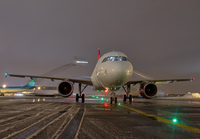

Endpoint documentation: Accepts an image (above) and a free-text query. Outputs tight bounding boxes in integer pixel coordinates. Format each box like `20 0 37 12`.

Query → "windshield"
102 56 128 63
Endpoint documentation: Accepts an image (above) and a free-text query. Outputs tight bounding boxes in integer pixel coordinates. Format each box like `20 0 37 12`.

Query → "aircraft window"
102 56 128 62
119 56 128 61
110 56 119 61
102 58 106 63
102 57 110 63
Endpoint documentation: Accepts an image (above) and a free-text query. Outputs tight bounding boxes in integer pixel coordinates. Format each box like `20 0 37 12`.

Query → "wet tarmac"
0 95 199 139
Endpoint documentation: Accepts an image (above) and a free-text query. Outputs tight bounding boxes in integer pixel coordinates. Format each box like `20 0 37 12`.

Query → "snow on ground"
182 92 200 98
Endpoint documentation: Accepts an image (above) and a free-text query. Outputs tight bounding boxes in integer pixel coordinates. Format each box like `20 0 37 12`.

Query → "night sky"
0 0 200 94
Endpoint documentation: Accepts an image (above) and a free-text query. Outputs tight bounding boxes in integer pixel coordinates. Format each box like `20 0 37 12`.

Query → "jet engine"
139 83 157 98
57 81 74 97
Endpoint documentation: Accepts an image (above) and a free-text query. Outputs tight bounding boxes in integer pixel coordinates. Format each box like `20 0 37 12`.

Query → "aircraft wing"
5 73 93 86
125 78 195 85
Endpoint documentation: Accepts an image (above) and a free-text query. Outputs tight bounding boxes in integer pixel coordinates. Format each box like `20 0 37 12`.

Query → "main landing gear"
110 91 117 104
122 84 133 103
76 83 87 103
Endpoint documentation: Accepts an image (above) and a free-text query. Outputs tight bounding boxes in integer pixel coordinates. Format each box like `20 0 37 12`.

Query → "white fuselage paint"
91 51 133 91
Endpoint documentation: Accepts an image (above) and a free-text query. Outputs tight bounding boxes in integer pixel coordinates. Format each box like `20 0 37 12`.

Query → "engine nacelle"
57 81 74 97
139 83 158 98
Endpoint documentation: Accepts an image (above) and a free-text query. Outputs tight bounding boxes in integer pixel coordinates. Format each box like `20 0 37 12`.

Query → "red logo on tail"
98 49 101 60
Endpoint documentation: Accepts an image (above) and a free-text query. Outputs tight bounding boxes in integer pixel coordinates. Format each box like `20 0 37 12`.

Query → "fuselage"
0 87 33 93
91 51 133 91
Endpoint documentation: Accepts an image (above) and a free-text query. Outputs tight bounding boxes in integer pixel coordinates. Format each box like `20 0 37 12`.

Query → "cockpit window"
119 56 127 61
110 56 118 61
102 56 128 63
102 57 109 63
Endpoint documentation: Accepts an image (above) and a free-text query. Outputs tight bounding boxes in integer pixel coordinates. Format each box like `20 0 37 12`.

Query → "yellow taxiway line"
121 105 200 134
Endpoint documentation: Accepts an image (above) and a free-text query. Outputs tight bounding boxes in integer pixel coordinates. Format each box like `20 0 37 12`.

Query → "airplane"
5 49 195 103
0 78 37 96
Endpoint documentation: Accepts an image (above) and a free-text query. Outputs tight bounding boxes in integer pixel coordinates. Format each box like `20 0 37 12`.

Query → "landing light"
104 88 109 93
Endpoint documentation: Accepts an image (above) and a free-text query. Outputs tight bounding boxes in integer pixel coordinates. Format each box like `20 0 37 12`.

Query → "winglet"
98 49 101 61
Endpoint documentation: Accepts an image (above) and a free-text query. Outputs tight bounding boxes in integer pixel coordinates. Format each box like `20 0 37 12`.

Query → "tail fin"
23 78 37 87
98 49 101 61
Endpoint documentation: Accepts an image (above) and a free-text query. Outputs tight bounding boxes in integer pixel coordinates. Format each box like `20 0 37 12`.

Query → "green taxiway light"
96 96 99 99
173 118 177 123
92 96 94 98
107 100 109 101
118 103 121 105
101 98 104 100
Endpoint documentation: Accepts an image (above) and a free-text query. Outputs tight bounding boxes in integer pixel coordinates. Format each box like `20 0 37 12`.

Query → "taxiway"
0 96 199 139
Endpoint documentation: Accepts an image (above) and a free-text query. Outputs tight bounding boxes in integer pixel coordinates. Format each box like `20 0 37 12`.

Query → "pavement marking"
4 106 70 139
74 107 86 139
121 105 200 134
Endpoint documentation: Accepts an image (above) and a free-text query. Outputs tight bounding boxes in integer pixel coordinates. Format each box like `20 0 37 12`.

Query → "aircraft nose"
99 62 133 87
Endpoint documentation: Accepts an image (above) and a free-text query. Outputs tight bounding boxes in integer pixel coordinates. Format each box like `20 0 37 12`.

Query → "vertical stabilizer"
98 49 101 61
23 78 37 87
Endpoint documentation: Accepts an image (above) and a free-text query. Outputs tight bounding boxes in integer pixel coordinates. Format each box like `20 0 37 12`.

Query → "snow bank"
183 92 200 98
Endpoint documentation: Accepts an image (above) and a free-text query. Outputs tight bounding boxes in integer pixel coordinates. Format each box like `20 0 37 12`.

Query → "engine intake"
139 83 157 98
57 81 74 97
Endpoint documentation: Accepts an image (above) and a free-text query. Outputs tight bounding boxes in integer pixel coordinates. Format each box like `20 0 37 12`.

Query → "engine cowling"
57 81 74 97
139 83 158 98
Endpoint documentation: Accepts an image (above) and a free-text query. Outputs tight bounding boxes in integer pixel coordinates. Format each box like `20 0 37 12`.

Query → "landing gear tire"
76 94 79 102
123 95 126 102
115 97 117 103
129 95 132 102
110 97 113 104
82 94 85 103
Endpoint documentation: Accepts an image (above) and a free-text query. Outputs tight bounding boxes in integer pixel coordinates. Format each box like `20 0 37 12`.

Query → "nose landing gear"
110 91 117 104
